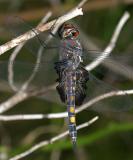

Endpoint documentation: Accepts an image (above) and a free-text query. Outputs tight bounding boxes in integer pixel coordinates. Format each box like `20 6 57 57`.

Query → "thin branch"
0 91 28 114
0 7 83 55
8 11 52 91
79 25 133 81
0 110 67 121
85 11 130 71
0 89 133 121
8 44 25 91
21 125 61 145
9 116 99 160
0 84 56 114
78 0 88 8
76 89 133 113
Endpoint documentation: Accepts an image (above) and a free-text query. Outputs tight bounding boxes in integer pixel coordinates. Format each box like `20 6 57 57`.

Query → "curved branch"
76 89 133 113
0 89 133 121
9 116 98 160
85 11 130 71
8 11 52 91
0 84 56 114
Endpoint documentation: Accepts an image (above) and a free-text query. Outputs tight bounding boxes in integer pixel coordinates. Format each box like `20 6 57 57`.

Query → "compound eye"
73 32 77 37
72 31 79 38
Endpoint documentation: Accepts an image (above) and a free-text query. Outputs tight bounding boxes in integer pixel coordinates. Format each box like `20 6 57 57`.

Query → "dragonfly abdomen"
65 71 77 146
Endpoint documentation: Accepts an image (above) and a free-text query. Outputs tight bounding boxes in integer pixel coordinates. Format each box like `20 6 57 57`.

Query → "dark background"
0 0 133 160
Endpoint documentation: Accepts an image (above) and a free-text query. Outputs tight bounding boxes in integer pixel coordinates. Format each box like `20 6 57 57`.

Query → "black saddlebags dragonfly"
1 18 133 147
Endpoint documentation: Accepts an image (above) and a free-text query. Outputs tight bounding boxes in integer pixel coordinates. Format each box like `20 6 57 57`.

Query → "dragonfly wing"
5 16 61 62
0 60 57 91
2 17 66 105
2 16 63 91
80 49 133 112
83 72 133 112
82 48 133 80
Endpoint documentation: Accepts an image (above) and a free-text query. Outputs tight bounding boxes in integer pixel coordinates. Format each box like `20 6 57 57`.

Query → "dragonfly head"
58 23 79 40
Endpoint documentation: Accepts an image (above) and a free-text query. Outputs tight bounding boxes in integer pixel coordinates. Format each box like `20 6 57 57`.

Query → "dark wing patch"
56 83 66 103
55 61 89 106
75 84 86 106
75 65 89 106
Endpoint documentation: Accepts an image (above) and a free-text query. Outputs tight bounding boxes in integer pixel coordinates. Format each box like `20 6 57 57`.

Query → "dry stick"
76 89 133 113
83 11 133 85
0 91 28 114
78 0 88 8
0 84 56 114
0 7 83 55
8 11 52 91
9 116 99 160
8 12 52 91
79 27 133 81
0 89 133 121
85 11 130 71
0 11 130 114
21 125 62 145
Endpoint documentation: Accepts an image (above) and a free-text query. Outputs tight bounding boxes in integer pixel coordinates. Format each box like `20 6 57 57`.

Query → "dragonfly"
1 18 133 148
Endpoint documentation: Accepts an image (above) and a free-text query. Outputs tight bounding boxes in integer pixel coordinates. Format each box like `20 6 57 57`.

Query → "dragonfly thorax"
59 39 83 69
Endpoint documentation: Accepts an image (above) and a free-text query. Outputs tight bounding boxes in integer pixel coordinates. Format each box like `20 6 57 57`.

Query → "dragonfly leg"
49 31 58 39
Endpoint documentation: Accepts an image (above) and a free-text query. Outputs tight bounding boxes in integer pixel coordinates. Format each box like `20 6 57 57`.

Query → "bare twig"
21 125 61 145
8 11 52 91
0 84 56 114
0 110 67 121
0 91 28 114
85 11 130 71
76 89 133 113
9 116 99 160
79 25 133 81
0 89 133 121
78 0 88 8
8 44 25 91
0 8 83 55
